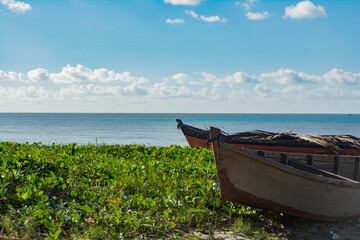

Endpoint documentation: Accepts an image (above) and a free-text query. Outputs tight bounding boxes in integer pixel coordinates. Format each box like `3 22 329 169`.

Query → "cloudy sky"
1 0 359 113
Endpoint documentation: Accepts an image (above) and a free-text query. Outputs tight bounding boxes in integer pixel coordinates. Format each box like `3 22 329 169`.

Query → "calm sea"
0 113 359 146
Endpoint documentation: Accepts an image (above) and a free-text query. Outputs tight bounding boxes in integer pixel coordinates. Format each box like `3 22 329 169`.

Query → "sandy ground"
1 218 360 239
284 218 360 240
184 218 360 240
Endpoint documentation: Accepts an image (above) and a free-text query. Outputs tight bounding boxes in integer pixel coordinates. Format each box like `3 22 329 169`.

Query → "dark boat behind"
176 119 360 156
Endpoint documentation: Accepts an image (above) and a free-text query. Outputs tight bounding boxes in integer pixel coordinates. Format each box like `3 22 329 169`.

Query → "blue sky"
1 0 359 113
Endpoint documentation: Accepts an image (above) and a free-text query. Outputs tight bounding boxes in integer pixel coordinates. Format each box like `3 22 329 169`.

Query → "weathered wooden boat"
176 119 360 156
210 127 360 221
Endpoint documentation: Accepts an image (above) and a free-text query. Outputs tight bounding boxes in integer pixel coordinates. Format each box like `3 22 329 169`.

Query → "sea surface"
1 113 359 146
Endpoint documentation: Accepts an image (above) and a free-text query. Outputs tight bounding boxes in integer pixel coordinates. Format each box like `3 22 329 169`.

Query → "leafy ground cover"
0 142 290 239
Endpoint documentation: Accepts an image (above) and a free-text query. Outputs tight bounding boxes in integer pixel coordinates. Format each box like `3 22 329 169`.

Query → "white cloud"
0 70 24 81
260 68 321 84
27 68 50 82
185 10 199 19
122 80 148 96
0 86 50 101
209 81 226 100
58 83 146 100
46 64 148 84
254 82 306 98
254 83 271 97
148 81 206 99
0 0 31 13
185 10 227 23
50 64 93 84
4 66 360 88
166 18 185 24
171 73 190 84
196 71 257 92
1 66 360 113
246 11 269 20
164 0 203 6
284 1 326 19
200 15 227 23
238 0 258 11
260 68 360 86
323 68 360 86
201 72 217 82
223 72 257 84
280 85 305 94
2 65 146 85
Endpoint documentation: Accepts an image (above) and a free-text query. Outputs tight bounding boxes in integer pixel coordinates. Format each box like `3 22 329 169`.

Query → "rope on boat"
205 135 221 148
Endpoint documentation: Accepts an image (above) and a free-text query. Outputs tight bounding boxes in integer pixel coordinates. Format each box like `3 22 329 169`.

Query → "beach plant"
0 142 282 239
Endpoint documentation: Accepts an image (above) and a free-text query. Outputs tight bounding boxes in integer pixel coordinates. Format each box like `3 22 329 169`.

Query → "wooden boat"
210 127 360 221
176 119 360 156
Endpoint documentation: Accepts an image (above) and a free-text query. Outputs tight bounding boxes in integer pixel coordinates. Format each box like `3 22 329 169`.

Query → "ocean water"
0 113 359 146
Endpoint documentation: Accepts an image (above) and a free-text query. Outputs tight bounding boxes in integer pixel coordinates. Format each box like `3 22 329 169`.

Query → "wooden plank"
280 153 288 165
307 155 313 166
355 158 360 181
287 160 351 181
245 148 358 161
244 148 358 180
334 156 340 174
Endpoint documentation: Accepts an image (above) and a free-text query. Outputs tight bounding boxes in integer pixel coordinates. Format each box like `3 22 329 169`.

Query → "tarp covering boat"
176 119 360 156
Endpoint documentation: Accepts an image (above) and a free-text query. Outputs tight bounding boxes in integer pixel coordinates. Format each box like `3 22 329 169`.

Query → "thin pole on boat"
208 127 222 239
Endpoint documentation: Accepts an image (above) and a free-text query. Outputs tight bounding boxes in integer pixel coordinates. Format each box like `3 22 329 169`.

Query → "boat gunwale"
177 119 360 152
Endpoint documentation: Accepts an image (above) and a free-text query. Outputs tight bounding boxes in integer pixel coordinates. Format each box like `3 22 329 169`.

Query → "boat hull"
211 127 360 221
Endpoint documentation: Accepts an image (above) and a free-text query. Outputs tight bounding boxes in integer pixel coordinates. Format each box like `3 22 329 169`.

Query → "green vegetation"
0 142 286 239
